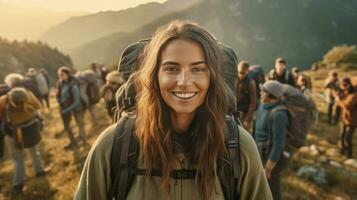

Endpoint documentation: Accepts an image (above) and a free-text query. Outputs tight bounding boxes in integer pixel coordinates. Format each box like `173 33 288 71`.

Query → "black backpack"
114 39 239 121
108 114 241 200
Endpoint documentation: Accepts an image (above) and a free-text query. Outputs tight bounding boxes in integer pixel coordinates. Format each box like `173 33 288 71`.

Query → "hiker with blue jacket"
254 80 289 200
74 21 272 200
56 66 86 150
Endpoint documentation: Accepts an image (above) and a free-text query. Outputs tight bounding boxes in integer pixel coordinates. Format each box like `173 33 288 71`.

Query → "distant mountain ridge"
41 0 202 51
0 37 72 82
69 0 357 70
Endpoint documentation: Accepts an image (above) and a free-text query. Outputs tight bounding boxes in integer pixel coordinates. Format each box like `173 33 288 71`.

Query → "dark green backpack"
108 115 241 200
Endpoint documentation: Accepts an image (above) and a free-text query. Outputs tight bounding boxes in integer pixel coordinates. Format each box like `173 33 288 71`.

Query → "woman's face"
58 71 69 82
158 39 210 116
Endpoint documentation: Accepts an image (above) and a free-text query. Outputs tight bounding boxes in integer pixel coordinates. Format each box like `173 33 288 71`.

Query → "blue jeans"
6 136 44 186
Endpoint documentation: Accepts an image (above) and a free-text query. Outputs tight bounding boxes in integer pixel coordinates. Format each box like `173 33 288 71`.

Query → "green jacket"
74 123 272 200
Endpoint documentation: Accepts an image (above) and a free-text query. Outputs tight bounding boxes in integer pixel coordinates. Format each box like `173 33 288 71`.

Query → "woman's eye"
164 66 179 73
192 67 207 72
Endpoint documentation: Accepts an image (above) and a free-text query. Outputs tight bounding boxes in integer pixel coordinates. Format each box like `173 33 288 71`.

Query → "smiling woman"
74 20 272 200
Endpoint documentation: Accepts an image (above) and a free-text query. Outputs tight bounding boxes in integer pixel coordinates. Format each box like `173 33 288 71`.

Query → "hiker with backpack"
0 73 45 195
325 71 341 125
254 80 289 200
236 61 257 130
334 77 357 158
101 71 124 119
75 69 102 126
75 21 272 200
56 66 86 149
254 80 315 200
39 68 51 109
267 57 296 87
27 68 50 110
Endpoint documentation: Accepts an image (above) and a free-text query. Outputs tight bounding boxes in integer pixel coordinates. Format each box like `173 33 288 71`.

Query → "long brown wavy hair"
135 20 229 199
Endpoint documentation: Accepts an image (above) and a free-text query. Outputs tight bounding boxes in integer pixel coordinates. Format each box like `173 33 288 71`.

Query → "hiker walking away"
236 61 257 130
334 77 357 158
254 80 289 200
268 57 296 87
39 68 51 109
0 74 45 195
75 70 101 126
90 63 104 85
56 66 86 149
324 71 341 125
23 69 42 101
26 68 50 110
100 71 124 119
74 21 272 200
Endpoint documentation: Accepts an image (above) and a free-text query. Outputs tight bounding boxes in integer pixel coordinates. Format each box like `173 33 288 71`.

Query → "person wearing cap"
334 77 357 158
254 80 289 200
267 57 296 87
100 71 124 119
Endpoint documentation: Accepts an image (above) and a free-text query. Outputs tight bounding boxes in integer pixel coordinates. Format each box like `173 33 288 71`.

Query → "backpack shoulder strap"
109 116 138 200
218 115 241 200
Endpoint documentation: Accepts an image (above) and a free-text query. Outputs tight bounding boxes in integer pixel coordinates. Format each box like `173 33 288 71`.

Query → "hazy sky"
0 0 167 12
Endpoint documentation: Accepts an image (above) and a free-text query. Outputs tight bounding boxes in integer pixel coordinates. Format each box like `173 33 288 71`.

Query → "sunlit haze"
0 0 167 12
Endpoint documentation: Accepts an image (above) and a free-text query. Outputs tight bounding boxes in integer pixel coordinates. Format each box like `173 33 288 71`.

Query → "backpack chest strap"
131 169 197 179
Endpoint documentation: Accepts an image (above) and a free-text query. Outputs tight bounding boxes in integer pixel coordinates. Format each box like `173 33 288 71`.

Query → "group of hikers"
0 20 356 200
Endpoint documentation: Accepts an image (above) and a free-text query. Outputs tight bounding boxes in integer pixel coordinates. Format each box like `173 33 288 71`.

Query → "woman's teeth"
172 92 197 99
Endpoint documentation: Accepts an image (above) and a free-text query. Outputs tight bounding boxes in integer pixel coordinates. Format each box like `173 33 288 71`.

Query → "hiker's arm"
28 91 42 110
237 127 273 200
101 86 113 102
62 85 81 114
268 111 288 164
74 125 116 200
0 96 6 120
244 80 257 124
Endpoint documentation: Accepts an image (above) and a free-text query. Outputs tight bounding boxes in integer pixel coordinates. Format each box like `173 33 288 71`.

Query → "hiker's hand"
243 121 251 130
264 167 272 179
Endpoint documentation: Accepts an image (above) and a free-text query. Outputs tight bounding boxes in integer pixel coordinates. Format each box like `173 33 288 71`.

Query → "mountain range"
42 0 357 70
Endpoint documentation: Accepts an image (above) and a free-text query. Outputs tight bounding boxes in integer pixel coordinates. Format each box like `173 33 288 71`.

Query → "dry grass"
281 68 357 200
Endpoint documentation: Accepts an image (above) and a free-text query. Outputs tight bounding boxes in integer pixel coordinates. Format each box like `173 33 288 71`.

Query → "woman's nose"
177 70 192 86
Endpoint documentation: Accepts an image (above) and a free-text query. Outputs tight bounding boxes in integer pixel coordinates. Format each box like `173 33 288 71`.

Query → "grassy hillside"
0 38 73 83
70 0 357 70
